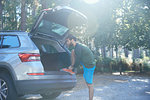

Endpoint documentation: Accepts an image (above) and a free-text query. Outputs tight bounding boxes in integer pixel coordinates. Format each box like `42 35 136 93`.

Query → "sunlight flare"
83 0 100 4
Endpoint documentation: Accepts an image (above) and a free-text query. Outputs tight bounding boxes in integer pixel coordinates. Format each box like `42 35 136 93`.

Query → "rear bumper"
16 77 76 95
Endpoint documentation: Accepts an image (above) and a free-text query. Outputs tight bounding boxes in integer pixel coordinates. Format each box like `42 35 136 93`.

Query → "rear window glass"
41 44 58 54
2 35 20 48
37 19 69 36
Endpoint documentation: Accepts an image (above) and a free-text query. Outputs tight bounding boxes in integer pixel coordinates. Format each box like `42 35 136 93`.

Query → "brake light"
19 53 40 62
27 73 44 75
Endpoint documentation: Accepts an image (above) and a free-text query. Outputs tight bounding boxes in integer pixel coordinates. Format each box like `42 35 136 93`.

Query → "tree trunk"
20 0 27 31
101 46 106 58
124 48 129 58
116 49 118 59
133 49 140 59
32 1 36 17
95 47 100 56
149 49 150 57
115 45 118 59
139 48 143 58
145 50 149 57
112 47 114 58
0 0 3 30
14 6 17 30
109 47 114 58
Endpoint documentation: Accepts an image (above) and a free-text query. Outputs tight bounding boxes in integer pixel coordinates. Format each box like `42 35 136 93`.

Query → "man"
66 34 96 100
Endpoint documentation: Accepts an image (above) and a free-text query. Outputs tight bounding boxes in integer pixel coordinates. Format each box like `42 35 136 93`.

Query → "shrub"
95 57 131 73
143 62 150 72
95 57 114 72
118 59 131 71
75 57 131 74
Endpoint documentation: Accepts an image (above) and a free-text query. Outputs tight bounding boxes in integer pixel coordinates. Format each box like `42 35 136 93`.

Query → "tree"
0 0 3 30
2 0 19 30
93 0 119 58
115 0 150 50
20 0 27 31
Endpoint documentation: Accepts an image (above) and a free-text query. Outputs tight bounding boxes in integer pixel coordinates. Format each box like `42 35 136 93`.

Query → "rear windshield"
37 19 69 36
41 44 58 54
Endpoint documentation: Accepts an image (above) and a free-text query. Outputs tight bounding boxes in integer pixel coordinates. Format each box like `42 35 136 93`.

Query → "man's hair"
67 34 76 41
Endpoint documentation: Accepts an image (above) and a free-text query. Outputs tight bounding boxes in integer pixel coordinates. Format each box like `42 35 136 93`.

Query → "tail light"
19 53 40 62
27 73 44 75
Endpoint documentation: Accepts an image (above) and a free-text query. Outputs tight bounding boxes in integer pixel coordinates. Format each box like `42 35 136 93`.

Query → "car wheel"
41 92 61 99
0 72 17 100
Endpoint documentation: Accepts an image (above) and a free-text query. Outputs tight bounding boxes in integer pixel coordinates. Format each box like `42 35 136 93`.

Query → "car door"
30 6 87 42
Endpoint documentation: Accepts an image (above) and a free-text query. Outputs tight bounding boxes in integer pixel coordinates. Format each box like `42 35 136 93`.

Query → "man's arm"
69 45 82 70
69 49 75 70
71 49 75 67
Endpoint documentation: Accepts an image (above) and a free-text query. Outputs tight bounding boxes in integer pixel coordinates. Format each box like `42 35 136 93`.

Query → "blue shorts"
82 64 96 84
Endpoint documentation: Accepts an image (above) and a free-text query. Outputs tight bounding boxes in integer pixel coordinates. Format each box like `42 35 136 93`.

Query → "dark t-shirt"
74 43 95 68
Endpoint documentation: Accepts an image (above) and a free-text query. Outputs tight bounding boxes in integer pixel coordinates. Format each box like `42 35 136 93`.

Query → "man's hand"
68 66 73 70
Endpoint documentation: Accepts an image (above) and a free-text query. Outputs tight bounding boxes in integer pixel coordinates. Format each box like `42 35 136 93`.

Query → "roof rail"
0 30 25 32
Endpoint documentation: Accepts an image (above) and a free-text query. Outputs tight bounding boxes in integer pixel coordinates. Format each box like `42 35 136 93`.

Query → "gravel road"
21 73 150 100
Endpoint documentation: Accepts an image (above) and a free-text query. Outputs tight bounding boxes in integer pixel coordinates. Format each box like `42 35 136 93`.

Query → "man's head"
66 34 77 47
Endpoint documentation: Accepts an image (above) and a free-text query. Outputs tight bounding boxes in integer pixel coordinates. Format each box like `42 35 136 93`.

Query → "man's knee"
87 83 93 87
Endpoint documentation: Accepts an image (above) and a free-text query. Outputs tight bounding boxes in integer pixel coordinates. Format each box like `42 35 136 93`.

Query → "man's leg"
82 65 95 100
87 83 94 100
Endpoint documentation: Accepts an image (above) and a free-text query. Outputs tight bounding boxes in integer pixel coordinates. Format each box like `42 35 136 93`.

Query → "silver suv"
0 6 87 100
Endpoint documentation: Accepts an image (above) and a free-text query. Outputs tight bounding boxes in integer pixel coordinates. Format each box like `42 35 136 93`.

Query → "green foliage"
1 0 150 72
119 59 131 71
2 0 19 30
140 57 150 72
143 62 150 72
1 0 150 48
92 0 150 53
75 56 150 74
95 57 131 73
114 0 150 50
1 0 73 31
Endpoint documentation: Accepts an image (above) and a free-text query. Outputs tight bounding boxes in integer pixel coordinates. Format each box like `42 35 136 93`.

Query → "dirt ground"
22 73 150 100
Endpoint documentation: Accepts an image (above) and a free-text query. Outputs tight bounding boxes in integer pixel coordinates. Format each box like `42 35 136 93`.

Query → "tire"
41 92 61 100
0 72 17 100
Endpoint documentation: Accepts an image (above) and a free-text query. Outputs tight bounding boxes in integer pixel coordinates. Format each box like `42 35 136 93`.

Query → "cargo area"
31 37 71 71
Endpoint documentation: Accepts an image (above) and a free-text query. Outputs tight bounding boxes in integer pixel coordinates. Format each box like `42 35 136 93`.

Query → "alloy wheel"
0 79 8 100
